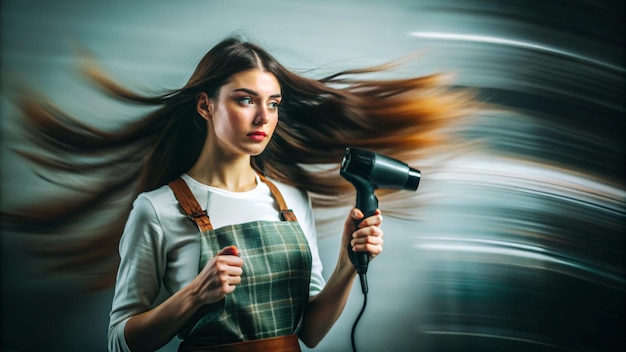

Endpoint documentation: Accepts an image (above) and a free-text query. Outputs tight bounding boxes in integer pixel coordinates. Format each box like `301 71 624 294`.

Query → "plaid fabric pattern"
179 220 312 346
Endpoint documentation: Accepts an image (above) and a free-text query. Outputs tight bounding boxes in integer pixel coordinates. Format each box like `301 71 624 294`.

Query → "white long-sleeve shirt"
108 174 325 352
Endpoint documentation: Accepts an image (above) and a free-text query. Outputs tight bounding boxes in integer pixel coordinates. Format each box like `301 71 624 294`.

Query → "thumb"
217 245 239 256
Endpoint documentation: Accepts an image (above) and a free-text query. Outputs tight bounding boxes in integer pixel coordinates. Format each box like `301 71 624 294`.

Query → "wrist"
180 281 207 312
334 249 357 279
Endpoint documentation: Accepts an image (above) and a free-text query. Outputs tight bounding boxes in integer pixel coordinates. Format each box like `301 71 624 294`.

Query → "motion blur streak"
401 8 625 346
418 238 622 289
422 331 566 350
409 32 624 72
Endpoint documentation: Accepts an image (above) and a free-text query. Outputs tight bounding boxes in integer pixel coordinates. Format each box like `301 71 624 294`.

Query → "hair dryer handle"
348 192 378 294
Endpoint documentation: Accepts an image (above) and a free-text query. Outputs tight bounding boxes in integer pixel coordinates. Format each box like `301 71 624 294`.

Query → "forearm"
299 254 357 348
124 285 204 352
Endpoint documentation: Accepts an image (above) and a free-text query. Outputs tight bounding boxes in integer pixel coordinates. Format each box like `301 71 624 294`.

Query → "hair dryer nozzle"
405 168 421 190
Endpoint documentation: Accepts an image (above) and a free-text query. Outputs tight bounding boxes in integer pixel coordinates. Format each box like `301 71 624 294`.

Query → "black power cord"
350 279 368 352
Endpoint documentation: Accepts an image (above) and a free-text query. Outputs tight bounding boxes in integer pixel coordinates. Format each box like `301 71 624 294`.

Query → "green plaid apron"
169 175 312 347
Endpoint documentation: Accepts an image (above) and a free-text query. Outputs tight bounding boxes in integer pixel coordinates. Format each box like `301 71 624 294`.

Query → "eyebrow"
233 88 282 99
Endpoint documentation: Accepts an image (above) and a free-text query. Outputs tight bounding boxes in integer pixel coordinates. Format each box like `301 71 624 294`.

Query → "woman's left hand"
342 208 384 261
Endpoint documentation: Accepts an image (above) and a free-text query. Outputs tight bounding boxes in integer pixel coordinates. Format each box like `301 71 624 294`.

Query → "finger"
351 231 384 247
218 271 242 288
358 215 383 228
223 273 242 286
225 266 243 277
217 245 239 256
220 282 237 295
352 226 384 240
351 243 383 257
344 208 363 229
215 256 244 269
357 209 382 227
351 238 384 256
351 208 364 220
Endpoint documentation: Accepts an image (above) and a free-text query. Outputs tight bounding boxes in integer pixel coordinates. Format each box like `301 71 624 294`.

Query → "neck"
187 150 258 192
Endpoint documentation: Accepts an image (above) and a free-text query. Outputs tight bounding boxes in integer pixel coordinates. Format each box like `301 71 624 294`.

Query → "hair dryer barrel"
341 147 421 194
370 153 421 191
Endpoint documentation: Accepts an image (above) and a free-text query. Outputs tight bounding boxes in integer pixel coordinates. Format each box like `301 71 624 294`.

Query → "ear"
196 92 213 120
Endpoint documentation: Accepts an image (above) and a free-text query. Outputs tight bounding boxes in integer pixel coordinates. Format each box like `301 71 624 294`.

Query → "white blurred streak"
422 330 566 350
409 31 624 72
416 237 624 290
430 153 624 213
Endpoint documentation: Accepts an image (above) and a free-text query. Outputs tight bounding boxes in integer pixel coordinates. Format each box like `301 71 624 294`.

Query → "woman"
8 37 475 351
109 40 384 352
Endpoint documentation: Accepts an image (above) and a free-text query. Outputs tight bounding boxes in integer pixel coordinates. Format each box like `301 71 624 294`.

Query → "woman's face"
207 69 281 158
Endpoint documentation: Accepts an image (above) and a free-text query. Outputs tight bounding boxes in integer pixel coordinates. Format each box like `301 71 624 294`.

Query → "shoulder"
268 177 314 226
131 183 181 222
269 178 310 207
139 182 178 202
124 181 197 245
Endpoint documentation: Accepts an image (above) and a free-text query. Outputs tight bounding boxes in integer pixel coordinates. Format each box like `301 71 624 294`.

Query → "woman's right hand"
122 245 243 352
191 245 244 304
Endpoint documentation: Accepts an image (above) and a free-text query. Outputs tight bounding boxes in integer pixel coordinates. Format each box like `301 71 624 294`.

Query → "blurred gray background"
1 0 624 351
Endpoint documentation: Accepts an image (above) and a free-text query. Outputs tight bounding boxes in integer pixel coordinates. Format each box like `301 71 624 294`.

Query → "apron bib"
168 175 312 347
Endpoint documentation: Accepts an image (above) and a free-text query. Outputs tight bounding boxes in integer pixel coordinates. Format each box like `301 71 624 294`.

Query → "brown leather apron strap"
168 174 297 232
258 174 298 222
168 178 213 232
179 334 301 352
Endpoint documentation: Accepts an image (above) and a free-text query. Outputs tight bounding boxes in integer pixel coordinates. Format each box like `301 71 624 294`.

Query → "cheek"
213 122 233 138
268 114 279 133
212 106 239 135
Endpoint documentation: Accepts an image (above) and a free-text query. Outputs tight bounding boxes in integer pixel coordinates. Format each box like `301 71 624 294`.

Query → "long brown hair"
5 37 477 290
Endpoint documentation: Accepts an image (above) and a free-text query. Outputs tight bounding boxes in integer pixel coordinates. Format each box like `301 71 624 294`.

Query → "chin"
247 146 268 157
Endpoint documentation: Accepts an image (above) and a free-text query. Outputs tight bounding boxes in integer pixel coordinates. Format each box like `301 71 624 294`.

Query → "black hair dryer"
340 147 421 294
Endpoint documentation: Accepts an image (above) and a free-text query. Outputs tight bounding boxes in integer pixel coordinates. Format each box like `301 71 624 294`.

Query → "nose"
254 105 270 125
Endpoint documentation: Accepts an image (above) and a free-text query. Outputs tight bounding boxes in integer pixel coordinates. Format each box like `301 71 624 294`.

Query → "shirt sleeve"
300 191 326 297
108 195 167 352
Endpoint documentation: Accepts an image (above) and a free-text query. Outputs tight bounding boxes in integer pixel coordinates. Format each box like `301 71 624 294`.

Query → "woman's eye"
268 101 280 109
238 97 253 105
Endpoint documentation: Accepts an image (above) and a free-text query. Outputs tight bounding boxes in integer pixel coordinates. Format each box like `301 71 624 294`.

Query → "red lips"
247 131 267 141
247 131 267 137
